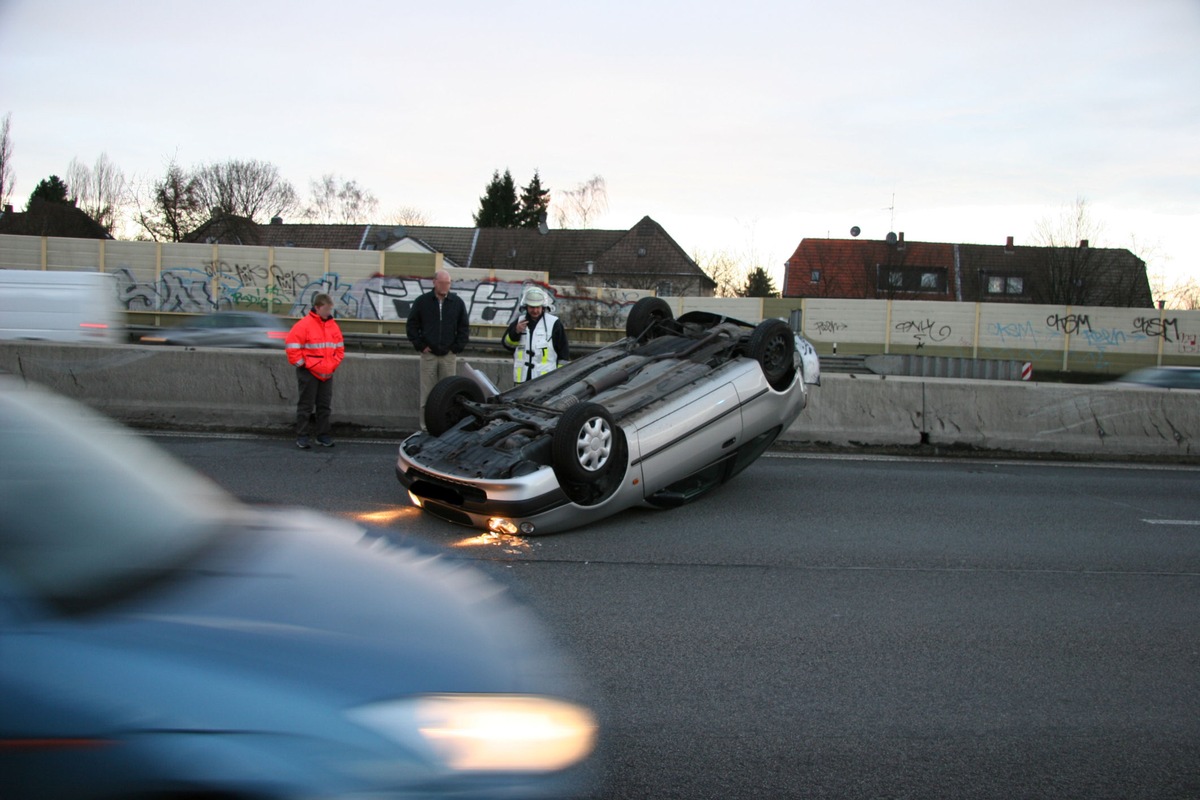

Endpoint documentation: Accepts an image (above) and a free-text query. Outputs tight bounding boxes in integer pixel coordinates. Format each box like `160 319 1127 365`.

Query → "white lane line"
767 451 1200 472
1143 519 1200 526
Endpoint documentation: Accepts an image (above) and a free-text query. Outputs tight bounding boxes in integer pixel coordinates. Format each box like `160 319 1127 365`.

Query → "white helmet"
523 287 548 308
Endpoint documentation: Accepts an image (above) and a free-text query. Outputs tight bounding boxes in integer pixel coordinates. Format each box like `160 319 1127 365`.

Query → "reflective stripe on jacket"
285 310 345 382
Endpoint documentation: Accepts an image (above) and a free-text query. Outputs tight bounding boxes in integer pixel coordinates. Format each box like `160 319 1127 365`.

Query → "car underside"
397 299 818 534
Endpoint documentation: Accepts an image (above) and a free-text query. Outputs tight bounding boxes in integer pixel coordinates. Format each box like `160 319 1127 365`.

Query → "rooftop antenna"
883 193 895 231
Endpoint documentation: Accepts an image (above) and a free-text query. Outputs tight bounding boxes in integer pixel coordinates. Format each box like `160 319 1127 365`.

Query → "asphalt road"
156 433 1200 800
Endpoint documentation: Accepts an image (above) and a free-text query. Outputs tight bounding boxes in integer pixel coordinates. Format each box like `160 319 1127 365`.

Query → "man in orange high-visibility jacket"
285 293 345 449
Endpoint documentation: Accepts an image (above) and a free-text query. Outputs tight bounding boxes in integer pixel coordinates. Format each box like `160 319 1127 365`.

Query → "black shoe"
296 437 311 449
317 435 334 447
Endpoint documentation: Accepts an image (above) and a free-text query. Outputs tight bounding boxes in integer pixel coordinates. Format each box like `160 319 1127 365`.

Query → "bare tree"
695 223 781 298
1033 196 1106 250
133 158 206 242
0 112 13 209
387 205 430 226
694 249 745 298
554 175 608 228
1027 196 1135 305
1156 275 1200 310
301 174 379 224
194 159 298 222
66 153 127 235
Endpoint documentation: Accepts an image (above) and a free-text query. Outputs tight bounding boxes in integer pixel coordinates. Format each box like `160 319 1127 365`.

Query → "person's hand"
515 319 528 334
423 346 431 354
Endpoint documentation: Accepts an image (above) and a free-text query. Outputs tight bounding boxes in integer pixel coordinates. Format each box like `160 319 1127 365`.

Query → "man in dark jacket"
406 269 470 429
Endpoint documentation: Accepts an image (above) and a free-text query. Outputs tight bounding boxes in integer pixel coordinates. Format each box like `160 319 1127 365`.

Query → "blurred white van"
0 269 123 343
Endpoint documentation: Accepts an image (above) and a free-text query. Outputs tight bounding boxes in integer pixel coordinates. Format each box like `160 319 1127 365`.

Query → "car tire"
552 402 619 489
625 297 674 340
748 318 796 390
424 376 484 436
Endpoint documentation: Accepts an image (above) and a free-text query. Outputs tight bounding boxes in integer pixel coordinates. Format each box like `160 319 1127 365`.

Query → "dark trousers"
295 367 333 437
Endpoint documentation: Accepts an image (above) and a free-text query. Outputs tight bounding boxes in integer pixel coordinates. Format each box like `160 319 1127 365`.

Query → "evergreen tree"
27 174 71 208
517 170 551 229
741 266 779 298
473 169 519 227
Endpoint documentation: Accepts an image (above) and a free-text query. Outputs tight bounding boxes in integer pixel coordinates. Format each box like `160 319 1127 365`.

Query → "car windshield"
0 381 237 612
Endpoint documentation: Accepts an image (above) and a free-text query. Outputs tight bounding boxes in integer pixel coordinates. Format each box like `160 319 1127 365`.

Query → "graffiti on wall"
811 321 849 335
893 318 952 348
110 260 643 329
976 311 1195 369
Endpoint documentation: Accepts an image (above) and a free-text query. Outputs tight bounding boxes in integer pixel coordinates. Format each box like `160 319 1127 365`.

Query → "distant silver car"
1109 366 1200 390
140 311 289 348
396 297 820 535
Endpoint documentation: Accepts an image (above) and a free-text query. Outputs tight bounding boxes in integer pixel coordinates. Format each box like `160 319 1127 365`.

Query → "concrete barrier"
780 374 1198 458
1 343 1195 461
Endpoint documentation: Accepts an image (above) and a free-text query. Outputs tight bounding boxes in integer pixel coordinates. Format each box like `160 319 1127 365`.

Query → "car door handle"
722 438 736 449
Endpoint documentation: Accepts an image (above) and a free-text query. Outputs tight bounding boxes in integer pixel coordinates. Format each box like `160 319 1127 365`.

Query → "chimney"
1079 239 1089 249
897 231 905 250
270 216 283 225
1 204 11 215
1005 236 1014 253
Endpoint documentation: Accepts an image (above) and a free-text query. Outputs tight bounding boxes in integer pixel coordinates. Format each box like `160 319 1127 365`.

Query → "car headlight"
347 694 596 773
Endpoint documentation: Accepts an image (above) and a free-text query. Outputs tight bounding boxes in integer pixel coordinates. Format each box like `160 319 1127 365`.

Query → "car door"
632 380 743 497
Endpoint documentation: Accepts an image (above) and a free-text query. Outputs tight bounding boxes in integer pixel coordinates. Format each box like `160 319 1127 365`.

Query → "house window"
878 266 948 294
657 281 674 297
985 274 1025 295
810 269 821 283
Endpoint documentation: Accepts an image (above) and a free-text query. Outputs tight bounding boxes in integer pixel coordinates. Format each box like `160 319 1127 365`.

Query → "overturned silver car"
396 297 820 535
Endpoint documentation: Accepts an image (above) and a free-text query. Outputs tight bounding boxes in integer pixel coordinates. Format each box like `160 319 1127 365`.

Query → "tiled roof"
185 214 712 289
784 236 1152 307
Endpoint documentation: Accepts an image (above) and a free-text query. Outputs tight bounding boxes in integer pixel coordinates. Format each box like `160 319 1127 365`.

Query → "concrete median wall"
781 374 1197 458
0 343 1195 460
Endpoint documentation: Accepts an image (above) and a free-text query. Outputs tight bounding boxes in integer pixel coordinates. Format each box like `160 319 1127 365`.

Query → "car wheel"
625 297 674 340
748 318 796 390
424 376 484 436
552 402 626 508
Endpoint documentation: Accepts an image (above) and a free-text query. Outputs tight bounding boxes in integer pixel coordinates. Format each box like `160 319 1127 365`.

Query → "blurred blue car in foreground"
0 377 597 799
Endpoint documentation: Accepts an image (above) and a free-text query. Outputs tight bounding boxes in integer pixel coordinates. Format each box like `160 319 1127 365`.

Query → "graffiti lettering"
1047 313 1091 335
1080 328 1126 348
894 318 951 345
1132 316 1179 343
813 321 848 334
987 321 1037 344
229 285 289 310
269 265 312 294
205 260 269 288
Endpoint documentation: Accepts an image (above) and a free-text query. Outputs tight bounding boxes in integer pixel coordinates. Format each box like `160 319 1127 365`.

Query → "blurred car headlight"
348 694 596 773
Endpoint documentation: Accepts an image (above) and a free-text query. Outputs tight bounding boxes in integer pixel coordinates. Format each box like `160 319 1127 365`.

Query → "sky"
1 0 1197 291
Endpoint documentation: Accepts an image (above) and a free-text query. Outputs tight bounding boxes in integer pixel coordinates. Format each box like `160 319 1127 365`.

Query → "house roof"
784 235 1152 307
185 214 713 289
0 199 111 240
